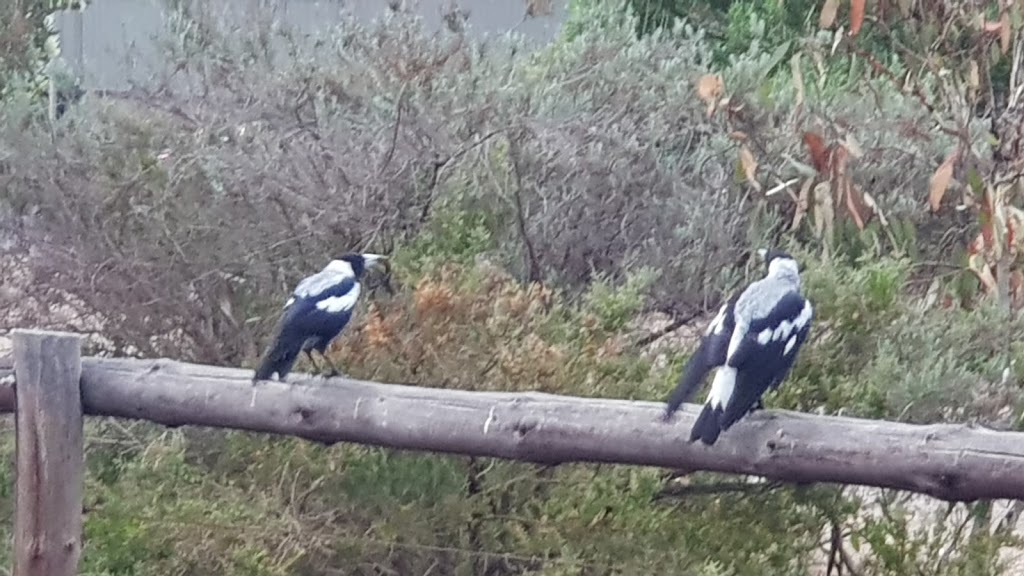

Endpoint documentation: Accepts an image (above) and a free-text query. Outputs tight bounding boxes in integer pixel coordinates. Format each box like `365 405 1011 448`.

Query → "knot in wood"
292 406 315 424
513 416 538 440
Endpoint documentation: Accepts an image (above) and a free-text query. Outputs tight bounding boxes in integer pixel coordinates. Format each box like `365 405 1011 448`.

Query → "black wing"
663 293 740 420
277 276 358 342
718 291 812 431
253 277 358 381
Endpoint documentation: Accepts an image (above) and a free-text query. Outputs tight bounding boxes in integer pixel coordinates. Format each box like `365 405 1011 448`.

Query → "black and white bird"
662 249 813 445
253 253 387 383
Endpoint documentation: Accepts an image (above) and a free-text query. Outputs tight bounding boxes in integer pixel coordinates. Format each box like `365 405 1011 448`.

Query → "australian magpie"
252 253 387 383
662 249 813 445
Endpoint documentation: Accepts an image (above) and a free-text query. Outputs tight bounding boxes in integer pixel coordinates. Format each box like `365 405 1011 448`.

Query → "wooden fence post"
12 330 84 576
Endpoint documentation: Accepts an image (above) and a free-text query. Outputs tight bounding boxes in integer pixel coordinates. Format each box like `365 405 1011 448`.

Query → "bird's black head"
337 253 388 279
757 248 800 278
759 248 792 265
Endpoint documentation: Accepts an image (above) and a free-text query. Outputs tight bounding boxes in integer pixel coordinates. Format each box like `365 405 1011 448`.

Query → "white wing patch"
707 366 737 409
797 300 813 328
315 283 361 313
284 297 295 309
755 298 813 346
783 334 798 355
706 303 730 335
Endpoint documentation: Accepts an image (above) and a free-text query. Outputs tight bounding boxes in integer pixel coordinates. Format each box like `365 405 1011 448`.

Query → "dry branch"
0 355 1023 502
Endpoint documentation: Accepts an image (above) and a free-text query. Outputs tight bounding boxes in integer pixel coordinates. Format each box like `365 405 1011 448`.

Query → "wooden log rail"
3 329 1024 574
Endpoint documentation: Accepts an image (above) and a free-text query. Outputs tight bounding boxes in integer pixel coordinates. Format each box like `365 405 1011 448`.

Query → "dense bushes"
1 1 1023 574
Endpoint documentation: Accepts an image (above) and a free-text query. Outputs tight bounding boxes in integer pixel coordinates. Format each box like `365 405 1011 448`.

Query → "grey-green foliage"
773 250 1024 427
0 1 1022 575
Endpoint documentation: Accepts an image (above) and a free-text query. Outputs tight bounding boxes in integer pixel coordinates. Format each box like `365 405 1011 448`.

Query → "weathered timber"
12 330 84 576
0 355 1022 502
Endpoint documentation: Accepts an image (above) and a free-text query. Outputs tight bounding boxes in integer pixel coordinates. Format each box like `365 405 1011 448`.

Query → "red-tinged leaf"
1011 270 1024 310
850 0 865 37
803 131 831 173
827 145 872 231
968 232 986 256
980 186 996 249
929 151 956 212
819 0 840 28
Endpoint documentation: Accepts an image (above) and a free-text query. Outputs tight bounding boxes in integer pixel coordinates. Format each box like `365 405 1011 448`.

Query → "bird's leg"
317 350 342 378
303 349 323 374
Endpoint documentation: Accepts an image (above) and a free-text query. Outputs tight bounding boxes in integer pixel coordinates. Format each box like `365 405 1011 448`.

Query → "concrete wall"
53 0 569 91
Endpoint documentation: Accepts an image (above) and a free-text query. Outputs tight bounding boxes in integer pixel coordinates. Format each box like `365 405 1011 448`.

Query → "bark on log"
12 330 84 576
0 356 1022 502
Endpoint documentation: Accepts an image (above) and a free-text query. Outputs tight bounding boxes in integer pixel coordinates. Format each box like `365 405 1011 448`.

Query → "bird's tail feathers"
253 338 301 382
689 403 723 445
663 341 711 420
688 367 736 445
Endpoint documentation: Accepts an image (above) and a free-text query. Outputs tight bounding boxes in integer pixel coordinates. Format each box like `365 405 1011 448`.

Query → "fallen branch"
1 353 1024 502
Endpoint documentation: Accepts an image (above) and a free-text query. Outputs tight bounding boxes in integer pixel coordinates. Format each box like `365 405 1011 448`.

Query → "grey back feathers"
733 255 802 327
294 259 357 299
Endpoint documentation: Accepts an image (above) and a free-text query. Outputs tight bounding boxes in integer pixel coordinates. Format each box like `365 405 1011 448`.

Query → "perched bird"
662 249 813 445
253 253 387 383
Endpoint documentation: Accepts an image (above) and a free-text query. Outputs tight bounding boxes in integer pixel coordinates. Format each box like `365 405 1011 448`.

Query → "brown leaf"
803 131 832 173
1008 206 1024 253
1000 12 1012 54
1010 270 1024 310
968 60 980 91
844 182 874 230
812 181 835 244
791 178 815 231
819 0 840 28
850 0 865 37
984 20 1004 33
739 145 761 191
929 151 956 212
696 74 724 116
827 146 872 231
968 253 999 294
980 184 996 251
